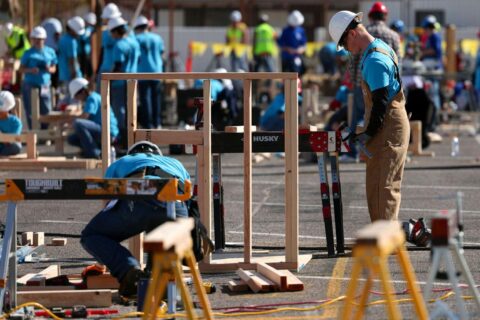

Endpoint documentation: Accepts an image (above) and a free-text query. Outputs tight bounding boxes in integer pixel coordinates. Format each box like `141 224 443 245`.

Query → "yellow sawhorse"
340 220 429 320
142 218 213 320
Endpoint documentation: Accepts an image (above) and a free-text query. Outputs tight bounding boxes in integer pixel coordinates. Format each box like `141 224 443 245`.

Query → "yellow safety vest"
6 26 31 59
226 23 247 44
254 23 275 55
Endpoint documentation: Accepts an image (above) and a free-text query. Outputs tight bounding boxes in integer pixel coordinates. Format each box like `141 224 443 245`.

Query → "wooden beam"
144 218 194 252
285 79 299 264
86 274 119 289
257 262 287 291
27 0 34 34
101 79 111 175
236 269 274 293
134 129 203 145
280 270 304 291
224 126 257 133
17 289 112 308
243 79 252 264
227 279 248 292
101 72 298 81
202 81 212 263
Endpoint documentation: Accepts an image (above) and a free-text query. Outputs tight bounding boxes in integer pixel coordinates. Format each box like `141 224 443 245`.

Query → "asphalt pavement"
1 125 480 319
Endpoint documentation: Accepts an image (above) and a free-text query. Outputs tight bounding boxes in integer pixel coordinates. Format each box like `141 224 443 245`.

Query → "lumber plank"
279 270 304 291
20 265 61 286
227 279 248 292
86 274 119 289
257 262 287 291
101 72 298 81
17 289 112 307
243 79 252 264
18 285 76 292
49 238 67 246
236 268 274 293
143 218 194 252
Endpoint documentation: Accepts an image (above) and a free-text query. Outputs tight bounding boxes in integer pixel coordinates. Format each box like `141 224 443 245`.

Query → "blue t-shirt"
99 29 117 73
260 93 302 131
277 26 307 60
79 25 95 56
105 153 190 183
58 33 81 82
0 114 22 134
422 32 443 69
361 39 401 102
82 91 119 138
135 32 164 73
112 36 140 73
21 46 57 86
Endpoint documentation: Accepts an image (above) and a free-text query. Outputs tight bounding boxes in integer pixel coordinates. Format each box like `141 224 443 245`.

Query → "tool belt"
128 167 185 194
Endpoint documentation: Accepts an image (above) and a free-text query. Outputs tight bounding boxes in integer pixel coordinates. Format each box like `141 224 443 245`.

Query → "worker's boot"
119 267 145 298
402 218 431 247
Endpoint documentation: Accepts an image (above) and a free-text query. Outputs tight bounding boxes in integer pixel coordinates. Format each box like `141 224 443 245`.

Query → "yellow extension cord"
1 291 473 319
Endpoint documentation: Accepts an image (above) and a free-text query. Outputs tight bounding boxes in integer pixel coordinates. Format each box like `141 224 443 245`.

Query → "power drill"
202 281 216 294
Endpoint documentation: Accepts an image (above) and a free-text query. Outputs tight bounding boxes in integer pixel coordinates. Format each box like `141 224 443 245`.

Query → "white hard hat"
69 77 89 98
108 17 127 31
230 10 242 22
0 91 15 112
42 18 63 34
4 22 13 36
30 26 47 39
84 12 97 26
287 10 304 27
101 3 122 19
67 16 85 36
328 10 363 51
127 140 162 155
133 15 149 29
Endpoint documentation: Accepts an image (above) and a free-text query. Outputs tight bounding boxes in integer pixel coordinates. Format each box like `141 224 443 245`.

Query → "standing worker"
3 22 30 59
329 11 410 221
58 16 85 102
96 3 122 91
366 2 400 57
80 141 190 298
78 12 97 81
133 15 164 129
67 77 119 159
225 10 249 72
41 18 63 89
19 26 57 129
277 10 307 75
253 14 277 73
109 17 140 149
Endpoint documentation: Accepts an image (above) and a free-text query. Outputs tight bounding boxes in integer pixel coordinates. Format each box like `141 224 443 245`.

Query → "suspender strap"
362 46 402 88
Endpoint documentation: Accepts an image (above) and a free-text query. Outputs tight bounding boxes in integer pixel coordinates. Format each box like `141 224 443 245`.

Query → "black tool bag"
186 197 214 262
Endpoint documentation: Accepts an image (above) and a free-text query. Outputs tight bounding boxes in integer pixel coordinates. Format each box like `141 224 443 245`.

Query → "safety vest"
254 22 275 55
226 23 247 44
6 26 31 59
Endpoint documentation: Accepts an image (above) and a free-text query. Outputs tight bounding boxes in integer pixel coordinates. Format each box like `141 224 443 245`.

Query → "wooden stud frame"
101 72 305 272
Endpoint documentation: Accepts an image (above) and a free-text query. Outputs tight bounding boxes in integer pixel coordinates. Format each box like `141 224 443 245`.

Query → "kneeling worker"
80 141 190 298
328 11 409 221
0 91 22 156
67 77 119 158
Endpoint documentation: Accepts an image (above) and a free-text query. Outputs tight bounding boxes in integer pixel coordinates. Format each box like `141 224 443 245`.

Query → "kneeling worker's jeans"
81 199 188 281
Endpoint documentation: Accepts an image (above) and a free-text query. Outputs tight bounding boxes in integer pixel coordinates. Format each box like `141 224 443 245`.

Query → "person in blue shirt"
0 91 22 156
78 12 97 80
41 18 62 88
67 77 119 159
58 16 85 103
260 85 302 132
108 17 140 149
277 10 307 75
80 140 190 298
329 11 409 222
19 26 57 129
133 16 164 129
319 42 338 75
96 3 122 92
420 15 443 130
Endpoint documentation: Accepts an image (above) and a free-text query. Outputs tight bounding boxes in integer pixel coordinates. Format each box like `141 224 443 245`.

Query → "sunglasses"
338 30 350 48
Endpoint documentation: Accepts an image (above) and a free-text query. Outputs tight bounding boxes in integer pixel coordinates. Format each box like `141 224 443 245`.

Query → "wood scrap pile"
228 263 303 293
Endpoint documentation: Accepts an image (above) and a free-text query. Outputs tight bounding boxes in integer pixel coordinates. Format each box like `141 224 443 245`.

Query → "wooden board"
102 72 298 81
86 274 119 289
279 270 304 291
17 289 112 307
0 158 101 170
224 126 257 133
227 279 248 292
19 265 61 286
257 262 287 291
236 269 275 293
